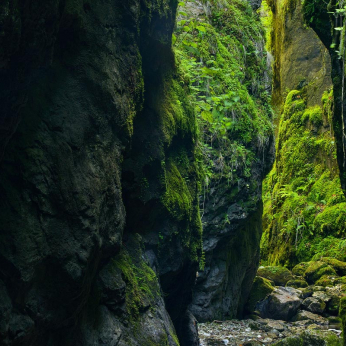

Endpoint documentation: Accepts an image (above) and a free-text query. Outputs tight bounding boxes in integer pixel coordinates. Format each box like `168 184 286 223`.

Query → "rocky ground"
198 317 341 346
198 259 346 346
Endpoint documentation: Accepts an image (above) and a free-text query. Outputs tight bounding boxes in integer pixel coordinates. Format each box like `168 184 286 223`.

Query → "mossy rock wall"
261 87 346 266
0 1 201 345
261 0 346 267
268 0 332 111
172 0 274 321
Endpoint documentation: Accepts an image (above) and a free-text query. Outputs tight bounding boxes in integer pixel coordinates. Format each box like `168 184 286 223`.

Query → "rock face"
0 1 202 345
261 0 346 267
184 0 275 322
268 0 332 110
301 0 346 194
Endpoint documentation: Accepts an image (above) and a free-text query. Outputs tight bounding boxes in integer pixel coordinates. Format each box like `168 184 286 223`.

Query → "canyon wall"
0 1 201 345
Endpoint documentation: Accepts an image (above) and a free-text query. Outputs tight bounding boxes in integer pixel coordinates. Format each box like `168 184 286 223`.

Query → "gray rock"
292 310 328 325
312 291 332 303
256 287 302 321
302 297 326 314
266 320 286 332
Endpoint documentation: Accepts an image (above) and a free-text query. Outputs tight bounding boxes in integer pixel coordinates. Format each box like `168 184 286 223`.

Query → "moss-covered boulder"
271 330 340 346
304 261 337 284
245 276 274 313
315 275 337 287
292 262 311 276
335 276 346 285
257 266 293 286
327 295 341 316
321 257 346 276
286 279 309 288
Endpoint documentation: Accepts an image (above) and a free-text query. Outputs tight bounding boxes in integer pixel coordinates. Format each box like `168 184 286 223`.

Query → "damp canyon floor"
198 317 342 346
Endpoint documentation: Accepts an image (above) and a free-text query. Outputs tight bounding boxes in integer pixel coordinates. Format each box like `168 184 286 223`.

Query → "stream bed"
198 317 342 346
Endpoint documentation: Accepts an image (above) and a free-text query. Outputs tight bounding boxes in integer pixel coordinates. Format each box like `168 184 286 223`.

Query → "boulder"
257 266 293 286
245 276 274 313
286 279 309 288
292 262 311 276
266 320 286 332
315 275 337 287
302 297 326 314
300 287 314 299
320 257 346 276
292 310 328 325
304 262 337 284
271 330 339 346
256 287 302 321
334 276 346 285
312 291 332 303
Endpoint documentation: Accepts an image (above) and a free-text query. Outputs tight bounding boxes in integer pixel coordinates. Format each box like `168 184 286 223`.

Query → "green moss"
163 161 192 222
245 276 274 313
272 331 340 346
303 106 323 127
304 261 337 284
315 275 336 287
292 262 311 276
257 266 293 285
159 78 197 145
339 297 346 346
261 89 346 266
286 279 309 288
308 237 346 262
112 243 160 319
260 0 274 51
321 257 346 276
314 203 346 234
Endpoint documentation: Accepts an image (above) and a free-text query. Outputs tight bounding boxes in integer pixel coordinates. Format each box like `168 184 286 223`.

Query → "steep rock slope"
301 0 346 194
173 0 274 321
267 0 332 111
0 1 201 345
261 0 346 266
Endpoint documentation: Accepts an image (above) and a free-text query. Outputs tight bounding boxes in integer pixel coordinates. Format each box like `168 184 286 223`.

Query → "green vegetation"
261 88 346 266
174 0 273 201
112 243 160 319
340 297 346 346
